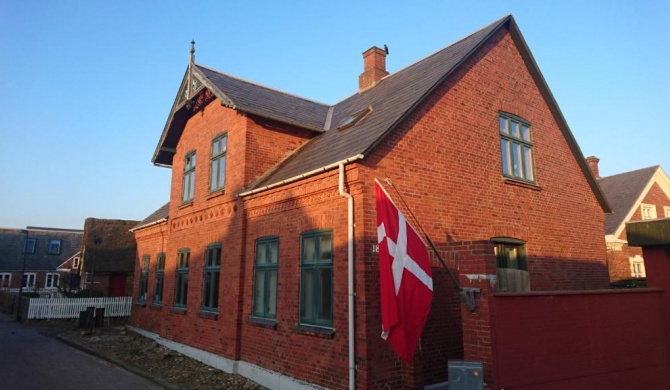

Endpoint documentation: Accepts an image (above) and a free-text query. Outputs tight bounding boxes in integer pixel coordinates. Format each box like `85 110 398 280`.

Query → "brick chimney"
359 46 389 91
586 156 600 179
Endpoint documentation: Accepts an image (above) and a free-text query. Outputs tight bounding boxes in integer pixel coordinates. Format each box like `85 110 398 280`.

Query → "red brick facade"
132 25 609 389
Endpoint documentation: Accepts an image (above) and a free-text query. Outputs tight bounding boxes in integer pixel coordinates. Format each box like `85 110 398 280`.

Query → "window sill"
171 308 187 315
247 317 277 329
134 302 147 307
206 189 226 200
503 178 542 191
198 310 218 320
150 304 162 310
294 324 335 339
179 201 194 210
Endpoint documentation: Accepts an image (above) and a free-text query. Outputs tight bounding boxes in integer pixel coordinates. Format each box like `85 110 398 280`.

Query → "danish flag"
376 180 433 363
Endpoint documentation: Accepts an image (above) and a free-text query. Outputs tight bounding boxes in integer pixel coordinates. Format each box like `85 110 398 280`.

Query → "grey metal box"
448 360 483 390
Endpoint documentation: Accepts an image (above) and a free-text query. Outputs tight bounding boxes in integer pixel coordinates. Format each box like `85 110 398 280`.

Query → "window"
499 114 535 183
210 134 227 192
174 249 190 308
153 253 165 305
252 237 278 319
138 255 149 303
48 239 62 255
24 238 36 254
22 273 36 289
300 230 333 327
73 257 80 269
494 238 530 292
641 204 657 220
45 273 60 289
0 273 11 288
182 151 196 202
630 255 646 278
664 206 670 218
202 244 221 312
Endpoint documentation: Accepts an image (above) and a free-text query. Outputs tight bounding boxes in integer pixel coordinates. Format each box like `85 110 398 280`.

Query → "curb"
56 333 182 390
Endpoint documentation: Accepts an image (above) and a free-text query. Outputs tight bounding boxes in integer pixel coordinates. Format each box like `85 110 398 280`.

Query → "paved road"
0 312 164 389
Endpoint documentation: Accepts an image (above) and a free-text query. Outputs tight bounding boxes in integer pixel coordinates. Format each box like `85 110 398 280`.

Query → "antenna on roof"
384 44 389 55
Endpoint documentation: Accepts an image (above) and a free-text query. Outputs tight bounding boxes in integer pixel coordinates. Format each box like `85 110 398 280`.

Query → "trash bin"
94 307 105 328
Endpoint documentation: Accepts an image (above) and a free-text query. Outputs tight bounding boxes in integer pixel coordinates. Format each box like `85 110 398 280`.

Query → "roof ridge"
195 64 332 107
600 165 659 180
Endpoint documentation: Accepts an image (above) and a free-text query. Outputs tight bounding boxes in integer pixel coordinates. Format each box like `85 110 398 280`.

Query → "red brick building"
588 158 670 285
131 15 611 389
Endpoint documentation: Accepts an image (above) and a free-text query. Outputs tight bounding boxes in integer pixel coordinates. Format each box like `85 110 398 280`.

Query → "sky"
1 1 668 230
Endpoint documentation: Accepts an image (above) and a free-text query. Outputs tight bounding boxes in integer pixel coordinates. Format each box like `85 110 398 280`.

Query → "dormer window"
48 239 62 255
337 107 372 131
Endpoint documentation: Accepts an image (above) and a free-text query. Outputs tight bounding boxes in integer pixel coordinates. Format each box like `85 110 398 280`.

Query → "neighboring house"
80 218 139 297
587 157 670 285
56 250 83 292
0 226 83 292
131 15 611 389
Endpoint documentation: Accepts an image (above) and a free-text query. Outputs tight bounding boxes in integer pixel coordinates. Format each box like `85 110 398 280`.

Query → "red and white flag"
376 180 433 363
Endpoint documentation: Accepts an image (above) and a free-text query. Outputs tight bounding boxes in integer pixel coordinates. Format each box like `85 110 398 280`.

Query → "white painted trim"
129 327 326 390
45 273 60 289
0 273 11 288
22 273 36 288
665 206 670 218
613 167 670 238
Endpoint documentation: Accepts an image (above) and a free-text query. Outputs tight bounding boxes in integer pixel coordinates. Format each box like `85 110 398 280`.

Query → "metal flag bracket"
459 288 480 313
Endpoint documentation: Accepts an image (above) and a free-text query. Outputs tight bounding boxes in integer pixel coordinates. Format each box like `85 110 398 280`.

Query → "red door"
108 273 127 297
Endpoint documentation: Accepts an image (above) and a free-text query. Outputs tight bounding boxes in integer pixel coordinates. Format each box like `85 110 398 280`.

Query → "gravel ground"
26 319 267 390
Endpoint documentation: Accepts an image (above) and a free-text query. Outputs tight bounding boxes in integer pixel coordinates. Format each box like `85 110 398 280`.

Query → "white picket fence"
27 296 132 320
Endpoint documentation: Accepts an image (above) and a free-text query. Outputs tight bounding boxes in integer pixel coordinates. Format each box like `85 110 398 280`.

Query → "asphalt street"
0 312 163 390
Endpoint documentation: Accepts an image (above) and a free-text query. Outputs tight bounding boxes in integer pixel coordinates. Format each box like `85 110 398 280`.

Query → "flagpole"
383 178 461 288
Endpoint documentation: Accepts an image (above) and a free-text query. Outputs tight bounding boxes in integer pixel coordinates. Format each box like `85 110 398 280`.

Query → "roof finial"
190 40 196 65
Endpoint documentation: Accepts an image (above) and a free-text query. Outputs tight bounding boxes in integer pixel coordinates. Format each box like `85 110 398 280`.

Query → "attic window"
337 107 372 131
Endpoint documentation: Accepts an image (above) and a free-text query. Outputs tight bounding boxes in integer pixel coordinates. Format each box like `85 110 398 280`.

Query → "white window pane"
501 139 511 175
211 160 218 190
521 125 531 142
523 146 534 181
303 237 316 263
268 242 278 264
512 143 522 177
257 243 267 265
268 270 277 316
510 121 520 138
320 235 332 262
499 117 508 134
302 269 314 320
218 158 226 188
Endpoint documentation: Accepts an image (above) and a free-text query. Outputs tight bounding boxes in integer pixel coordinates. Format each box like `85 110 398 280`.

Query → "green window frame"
174 249 190 309
202 244 221 312
252 236 278 319
299 230 333 327
138 255 150 303
153 252 165 305
182 151 196 202
499 113 535 183
210 133 227 192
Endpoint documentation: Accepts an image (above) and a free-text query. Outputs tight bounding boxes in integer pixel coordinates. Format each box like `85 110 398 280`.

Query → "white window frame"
664 206 670 218
73 257 80 269
641 203 657 220
22 273 36 288
629 255 646 278
45 273 60 289
0 273 11 288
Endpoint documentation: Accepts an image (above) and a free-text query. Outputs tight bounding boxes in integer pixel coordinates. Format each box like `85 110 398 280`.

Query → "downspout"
338 163 356 390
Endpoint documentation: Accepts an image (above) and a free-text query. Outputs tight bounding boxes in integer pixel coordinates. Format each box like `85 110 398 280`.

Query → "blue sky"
1 1 668 230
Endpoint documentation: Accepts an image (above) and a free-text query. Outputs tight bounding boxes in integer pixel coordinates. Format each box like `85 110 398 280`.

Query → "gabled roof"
131 202 169 232
599 166 669 237
151 15 610 212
